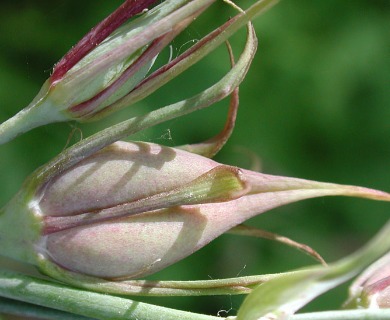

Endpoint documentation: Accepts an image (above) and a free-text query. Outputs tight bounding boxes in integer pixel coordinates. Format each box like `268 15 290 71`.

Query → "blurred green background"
0 0 389 318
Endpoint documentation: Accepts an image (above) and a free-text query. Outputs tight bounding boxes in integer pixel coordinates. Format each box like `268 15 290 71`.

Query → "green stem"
0 81 65 145
0 297 92 320
3 293 390 320
0 269 219 320
0 103 43 145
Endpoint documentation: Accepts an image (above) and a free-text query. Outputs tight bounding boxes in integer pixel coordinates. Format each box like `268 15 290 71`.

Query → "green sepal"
38 255 294 296
0 188 43 265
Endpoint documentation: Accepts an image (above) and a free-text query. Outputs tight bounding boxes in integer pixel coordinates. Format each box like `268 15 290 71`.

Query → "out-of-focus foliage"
0 0 389 317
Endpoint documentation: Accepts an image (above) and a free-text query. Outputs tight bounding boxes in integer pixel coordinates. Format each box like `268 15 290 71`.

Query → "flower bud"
1 141 388 280
345 251 390 308
0 0 217 144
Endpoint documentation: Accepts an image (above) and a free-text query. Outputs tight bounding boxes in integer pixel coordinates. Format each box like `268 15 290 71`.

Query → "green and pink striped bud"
0 0 218 144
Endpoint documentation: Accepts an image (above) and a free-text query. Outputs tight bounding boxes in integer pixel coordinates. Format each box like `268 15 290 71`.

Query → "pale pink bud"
346 252 390 308
27 141 389 279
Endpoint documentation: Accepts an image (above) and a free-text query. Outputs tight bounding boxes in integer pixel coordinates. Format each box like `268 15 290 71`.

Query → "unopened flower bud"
345 251 390 308
0 0 217 144
1 141 388 280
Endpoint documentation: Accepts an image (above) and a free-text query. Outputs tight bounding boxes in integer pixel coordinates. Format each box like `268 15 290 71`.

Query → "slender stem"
0 81 65 145
0 103 47 145
3 289 390 320
0 269 219 320
0 297 92 320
